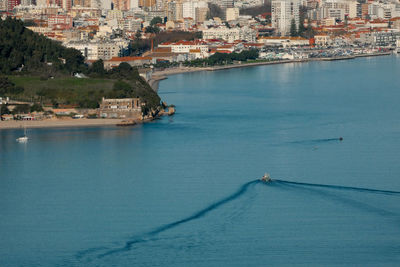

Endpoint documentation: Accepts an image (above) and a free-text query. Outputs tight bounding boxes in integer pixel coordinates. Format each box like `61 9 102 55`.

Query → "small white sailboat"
16 126 28 143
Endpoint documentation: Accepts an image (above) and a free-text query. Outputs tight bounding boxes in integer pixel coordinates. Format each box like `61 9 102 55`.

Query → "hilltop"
0 18 161 111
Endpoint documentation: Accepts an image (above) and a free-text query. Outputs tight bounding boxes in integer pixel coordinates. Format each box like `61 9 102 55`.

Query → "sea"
1 55 400 266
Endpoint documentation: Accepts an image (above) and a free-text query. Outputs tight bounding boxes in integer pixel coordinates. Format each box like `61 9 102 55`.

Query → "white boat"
16 126 28 143
261 173 271 182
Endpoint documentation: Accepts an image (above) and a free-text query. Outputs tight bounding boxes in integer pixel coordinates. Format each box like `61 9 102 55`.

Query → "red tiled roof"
108 56 152 62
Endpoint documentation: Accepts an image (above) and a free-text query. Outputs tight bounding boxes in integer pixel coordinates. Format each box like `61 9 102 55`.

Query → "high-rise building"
168 0 183 21
101 0 112 10
219 0 234 10
182 0 207 21
130 0 139 9
226 7 239 21
90 0 102 9
271 0 300 36
139 0 156 8
73 0 90 7
7 0 21 11
20 0 33 5
62 0 72 10
0 0 7 10
114 0 129 10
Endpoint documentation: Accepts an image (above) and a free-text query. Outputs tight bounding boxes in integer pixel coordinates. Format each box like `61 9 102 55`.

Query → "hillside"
0 17 85 75
0 18 161 111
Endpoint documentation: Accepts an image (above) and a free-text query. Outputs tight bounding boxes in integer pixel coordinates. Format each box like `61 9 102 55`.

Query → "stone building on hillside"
99 97 142 118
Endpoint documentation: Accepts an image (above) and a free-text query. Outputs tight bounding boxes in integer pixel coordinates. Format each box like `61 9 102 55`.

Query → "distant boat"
261 173 271 182
16 126 28 143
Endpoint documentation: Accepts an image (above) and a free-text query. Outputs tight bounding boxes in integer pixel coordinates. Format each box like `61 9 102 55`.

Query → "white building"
182 0 208 21
203 26 257 42
323 0 358 19
271 0 300 36
226 7 239 21
158 40 209 57
65 39 130 61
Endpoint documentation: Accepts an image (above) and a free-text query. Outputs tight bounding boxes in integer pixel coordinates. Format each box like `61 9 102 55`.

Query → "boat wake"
274 179 400 196
288 137 343 145
76 180 260 261
273 179 400 218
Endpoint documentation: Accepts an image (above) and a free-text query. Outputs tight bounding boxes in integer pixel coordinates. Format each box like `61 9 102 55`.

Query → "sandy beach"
0 118 126 130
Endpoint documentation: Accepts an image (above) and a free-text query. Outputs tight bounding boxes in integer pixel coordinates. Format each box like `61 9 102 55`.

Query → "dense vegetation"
207 4 224 19
130 30 202 56
183 49 260 67
240 3 271 17
0 18 161 112
0 17 85 75
2 62 160 111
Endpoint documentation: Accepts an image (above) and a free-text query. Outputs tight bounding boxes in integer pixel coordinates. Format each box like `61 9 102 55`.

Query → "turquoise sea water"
1 56 400 266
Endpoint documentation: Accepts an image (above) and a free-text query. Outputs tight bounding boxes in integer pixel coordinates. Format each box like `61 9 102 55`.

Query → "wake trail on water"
275 180 399 217
77 180 260 260
288 138 343 145
274 179 400 196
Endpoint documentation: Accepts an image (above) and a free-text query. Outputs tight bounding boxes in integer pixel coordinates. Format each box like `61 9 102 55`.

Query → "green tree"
135 30 142 40
304 23 315 39
90 59 105 76
145 25 160 34
290 19 298 37
207 3 224 19
150 17 163 26
0 76 15 95
298 16 306 37
1 104 11 115
30 103 43 112
12 104 30 114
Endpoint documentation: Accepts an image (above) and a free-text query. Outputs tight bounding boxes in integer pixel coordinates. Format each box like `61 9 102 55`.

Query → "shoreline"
0 118 146 130
149 52 393 90
1 52 392 130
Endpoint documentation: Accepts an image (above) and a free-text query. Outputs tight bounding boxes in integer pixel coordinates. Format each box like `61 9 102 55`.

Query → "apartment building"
203 26 257 42
271 0 300 36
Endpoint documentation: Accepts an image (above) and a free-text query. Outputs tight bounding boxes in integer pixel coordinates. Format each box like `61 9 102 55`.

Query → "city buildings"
203 26 257 42
1 0 399 69
271 0 300 36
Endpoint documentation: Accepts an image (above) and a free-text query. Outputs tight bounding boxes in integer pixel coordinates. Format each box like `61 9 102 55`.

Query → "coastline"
0 118 139 130
1 52 392 130
149 52 393 91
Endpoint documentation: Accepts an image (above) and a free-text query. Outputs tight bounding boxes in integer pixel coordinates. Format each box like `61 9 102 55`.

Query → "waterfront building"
99 97 142 119
158 40 209 58
373 31 400 47
271 0 300 36
257 36 310 47
314 34 332 46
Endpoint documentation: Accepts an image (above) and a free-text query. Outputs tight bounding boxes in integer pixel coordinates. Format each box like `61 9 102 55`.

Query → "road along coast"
149 52 392 91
